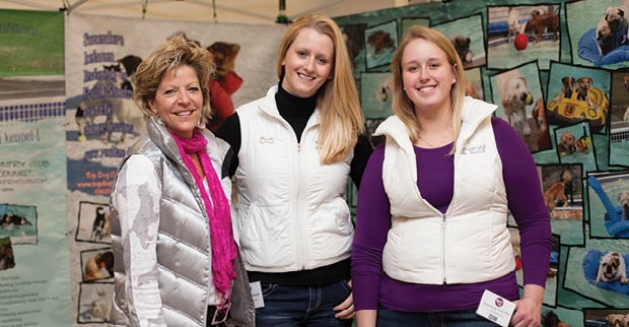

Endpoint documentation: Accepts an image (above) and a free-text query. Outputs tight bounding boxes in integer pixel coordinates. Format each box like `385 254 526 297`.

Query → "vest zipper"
441 213 447 284
294 141 307 269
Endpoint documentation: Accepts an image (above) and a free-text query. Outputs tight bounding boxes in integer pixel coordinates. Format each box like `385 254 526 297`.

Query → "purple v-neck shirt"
352 117 551 312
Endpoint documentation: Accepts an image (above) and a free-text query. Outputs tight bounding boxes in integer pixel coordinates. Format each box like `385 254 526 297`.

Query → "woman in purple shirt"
352 26 551 327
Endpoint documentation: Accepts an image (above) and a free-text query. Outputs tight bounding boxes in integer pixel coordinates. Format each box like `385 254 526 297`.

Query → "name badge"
476 290 516 327
249 281 265 308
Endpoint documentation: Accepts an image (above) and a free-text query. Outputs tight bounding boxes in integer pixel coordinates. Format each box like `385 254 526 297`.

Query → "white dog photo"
595 251 629 284
496 69 534 136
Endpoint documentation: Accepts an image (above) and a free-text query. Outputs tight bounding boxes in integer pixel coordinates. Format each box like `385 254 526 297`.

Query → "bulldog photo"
595 4 629 55
595 251 629 284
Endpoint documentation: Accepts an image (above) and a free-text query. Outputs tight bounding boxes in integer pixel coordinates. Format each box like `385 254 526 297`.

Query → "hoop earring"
196 119 205 130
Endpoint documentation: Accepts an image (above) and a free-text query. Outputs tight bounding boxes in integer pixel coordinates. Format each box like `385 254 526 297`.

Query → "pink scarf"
171 131 237 306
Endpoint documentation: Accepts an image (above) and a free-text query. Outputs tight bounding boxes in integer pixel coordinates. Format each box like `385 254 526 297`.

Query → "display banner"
64 13 285 326
0 9 70 327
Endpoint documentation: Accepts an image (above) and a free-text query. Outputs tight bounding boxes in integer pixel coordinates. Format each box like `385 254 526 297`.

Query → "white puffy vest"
232 85 354 272
375 97 514 285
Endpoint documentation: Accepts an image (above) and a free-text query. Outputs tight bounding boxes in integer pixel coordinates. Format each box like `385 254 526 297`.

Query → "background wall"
1 0 629 326
334 1 629 325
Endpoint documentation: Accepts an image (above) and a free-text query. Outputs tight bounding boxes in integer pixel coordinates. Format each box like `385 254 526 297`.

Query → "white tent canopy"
0 0 418 24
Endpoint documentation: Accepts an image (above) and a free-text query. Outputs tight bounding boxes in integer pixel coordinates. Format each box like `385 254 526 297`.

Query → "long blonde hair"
276 14 364 164
132 36 216 126
390 26 467 151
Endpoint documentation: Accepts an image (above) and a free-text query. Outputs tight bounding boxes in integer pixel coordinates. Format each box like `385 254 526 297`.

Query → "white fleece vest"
376 97 514 285
232 85 354 273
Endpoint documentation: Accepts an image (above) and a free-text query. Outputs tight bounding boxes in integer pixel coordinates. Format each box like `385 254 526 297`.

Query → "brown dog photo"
432 14 486 69
487 5 560 70
538 165 583 246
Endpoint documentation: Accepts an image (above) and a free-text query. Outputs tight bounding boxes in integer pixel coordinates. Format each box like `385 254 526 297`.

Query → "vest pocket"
238 203 294 268
309 199 353 261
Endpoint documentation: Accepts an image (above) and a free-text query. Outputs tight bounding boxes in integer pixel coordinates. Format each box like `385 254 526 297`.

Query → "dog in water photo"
595 251 629 285
525 9 560 43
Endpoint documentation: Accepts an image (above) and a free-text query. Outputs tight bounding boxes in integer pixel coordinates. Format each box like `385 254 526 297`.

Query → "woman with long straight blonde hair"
216 13 372 327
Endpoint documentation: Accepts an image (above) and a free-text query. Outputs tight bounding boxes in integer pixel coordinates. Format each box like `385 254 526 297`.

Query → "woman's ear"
148 100 157 114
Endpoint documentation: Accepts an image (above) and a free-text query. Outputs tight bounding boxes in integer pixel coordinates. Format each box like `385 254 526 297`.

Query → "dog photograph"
365 118 387 149
364 20 398 70
71 53 145 145
546 62 611 134
463 68 484 101
360 72 394 120
557 130 591 156
490 62 545 152
555 124 598 173
0 204 37 245
543 307 582 327
77 283 113 323
609 72 629 166
587 170 629 239
564 239 629 308
539 164 584 245
531 98 552 151
0 237 16 271
543 234 561 306
75 201 111 244
567 0 629 69
512 227 560 306
584 309 629 327
487 5 560 70
401 17 430 36
206 41 243 132
339 23 368 75
595 251 629 285
431 13 486 69
81 248 114 282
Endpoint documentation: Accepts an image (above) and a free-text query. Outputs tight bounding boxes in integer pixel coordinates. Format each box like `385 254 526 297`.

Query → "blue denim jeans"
255 279 353 327
377 306 498 327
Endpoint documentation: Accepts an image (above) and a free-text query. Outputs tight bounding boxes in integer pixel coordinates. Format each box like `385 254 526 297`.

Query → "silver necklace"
418 129 453 148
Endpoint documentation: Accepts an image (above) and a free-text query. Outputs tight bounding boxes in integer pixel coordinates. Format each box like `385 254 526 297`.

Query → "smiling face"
149 65 203 139
281 27 334 98
401 38 457 114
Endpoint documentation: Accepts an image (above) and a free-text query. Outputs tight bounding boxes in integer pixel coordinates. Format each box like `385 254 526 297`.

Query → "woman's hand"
333 280 355 319
510 284 544 327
